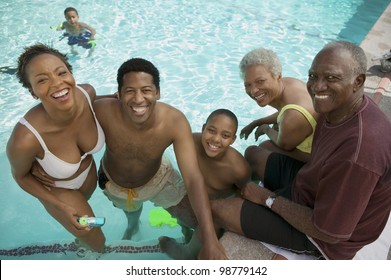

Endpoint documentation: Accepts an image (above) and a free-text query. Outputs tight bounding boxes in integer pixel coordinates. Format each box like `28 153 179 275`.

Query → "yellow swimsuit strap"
277 104 317 130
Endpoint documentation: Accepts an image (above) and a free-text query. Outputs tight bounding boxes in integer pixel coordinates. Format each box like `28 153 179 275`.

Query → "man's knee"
245 142 271 162
259 140 274 150
244 145 258 162
211 198 244 234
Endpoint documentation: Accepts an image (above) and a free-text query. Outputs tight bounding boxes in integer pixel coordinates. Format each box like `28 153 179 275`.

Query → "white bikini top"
19 85 105 179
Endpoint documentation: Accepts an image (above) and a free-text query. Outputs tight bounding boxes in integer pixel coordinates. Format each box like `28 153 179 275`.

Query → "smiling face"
65 10 79 25
26 53 75 108
119 71 160 126
201 114 237 159
243 64 281 107
307 47 364 123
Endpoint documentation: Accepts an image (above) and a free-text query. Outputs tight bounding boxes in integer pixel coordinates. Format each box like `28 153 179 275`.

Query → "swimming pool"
0 0 389 259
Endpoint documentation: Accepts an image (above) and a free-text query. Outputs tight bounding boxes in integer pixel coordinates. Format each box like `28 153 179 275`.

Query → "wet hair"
205 109 238 134
16 43 72 89
322 41 367 76
239 47 282 79
117 58 160 92
64 7 78 16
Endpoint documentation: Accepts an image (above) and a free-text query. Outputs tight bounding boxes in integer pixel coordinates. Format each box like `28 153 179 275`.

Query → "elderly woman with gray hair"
239 47 318 166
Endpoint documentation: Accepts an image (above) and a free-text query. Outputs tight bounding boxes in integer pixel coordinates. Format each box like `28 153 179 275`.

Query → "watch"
265 194 277 209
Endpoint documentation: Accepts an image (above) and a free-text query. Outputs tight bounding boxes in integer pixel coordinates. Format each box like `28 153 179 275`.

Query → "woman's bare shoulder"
282 77 313 106
7 121 40 156
77 84 96 100
283 77 307 91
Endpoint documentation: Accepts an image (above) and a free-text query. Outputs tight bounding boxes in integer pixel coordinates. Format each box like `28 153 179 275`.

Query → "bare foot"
272 253 288 260
159 236 190 259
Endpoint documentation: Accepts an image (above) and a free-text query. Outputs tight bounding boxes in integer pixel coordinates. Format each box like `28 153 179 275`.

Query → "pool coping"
361 2 391 119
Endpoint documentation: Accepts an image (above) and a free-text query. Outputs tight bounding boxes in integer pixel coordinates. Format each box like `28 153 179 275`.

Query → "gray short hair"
323 41 367 76
239 47 282 79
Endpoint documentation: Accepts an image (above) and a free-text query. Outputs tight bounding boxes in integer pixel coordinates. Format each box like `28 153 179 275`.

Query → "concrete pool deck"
220 2 391 260
362 2 391 119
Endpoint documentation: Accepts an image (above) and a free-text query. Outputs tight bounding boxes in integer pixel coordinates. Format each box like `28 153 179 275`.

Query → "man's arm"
172 111 227 259
78 84 117 101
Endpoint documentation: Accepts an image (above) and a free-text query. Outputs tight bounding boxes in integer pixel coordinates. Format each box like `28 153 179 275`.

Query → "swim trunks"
240 153 321 257
98 156 187 212
64 31 95 49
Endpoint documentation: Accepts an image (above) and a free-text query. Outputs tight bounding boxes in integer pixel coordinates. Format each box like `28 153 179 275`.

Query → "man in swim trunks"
93 58 227 260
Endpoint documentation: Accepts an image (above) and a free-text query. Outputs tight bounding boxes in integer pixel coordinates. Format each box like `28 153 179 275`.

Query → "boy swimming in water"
57 7 96 55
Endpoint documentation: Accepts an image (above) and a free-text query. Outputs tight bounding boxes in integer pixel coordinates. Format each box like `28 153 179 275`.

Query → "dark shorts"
97 164 108 190
65 32 95 49
263 152 306 198
241 153 322 257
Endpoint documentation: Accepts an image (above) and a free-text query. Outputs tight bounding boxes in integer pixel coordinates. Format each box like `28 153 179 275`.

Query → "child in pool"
56 7 96 54
159 109 251 259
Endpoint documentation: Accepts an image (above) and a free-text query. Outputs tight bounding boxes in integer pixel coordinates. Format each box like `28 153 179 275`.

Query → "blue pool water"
0 0 389 259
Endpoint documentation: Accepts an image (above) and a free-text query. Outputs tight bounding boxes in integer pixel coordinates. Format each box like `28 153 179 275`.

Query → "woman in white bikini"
7 44 105 252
